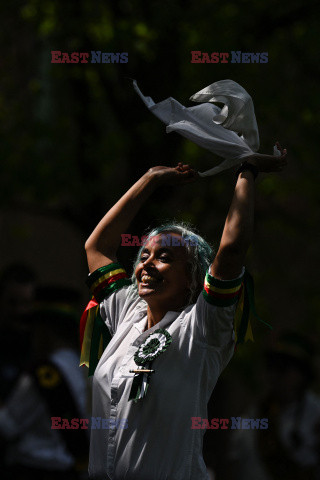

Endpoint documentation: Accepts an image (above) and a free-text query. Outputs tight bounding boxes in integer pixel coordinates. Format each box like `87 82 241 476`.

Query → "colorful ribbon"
80 263 131 376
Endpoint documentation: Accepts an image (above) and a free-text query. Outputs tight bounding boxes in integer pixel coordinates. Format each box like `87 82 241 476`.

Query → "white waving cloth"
134 79 277 177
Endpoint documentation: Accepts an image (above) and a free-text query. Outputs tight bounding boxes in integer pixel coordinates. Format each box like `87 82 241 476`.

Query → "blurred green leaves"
1 0 319 336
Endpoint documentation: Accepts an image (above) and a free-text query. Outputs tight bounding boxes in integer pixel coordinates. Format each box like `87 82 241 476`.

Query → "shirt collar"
134 308 181 336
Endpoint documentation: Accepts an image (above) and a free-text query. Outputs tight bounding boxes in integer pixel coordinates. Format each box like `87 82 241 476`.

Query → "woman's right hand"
147 163 198 186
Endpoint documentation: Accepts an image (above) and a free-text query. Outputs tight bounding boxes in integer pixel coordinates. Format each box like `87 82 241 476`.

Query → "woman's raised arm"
211 142 287 280
85 165 197 273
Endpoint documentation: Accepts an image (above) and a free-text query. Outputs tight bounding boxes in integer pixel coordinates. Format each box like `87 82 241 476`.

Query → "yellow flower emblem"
36 365 61 388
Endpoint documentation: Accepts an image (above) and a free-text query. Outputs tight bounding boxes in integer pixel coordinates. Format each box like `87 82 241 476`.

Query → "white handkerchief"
190 79 259 152
134 80 275 176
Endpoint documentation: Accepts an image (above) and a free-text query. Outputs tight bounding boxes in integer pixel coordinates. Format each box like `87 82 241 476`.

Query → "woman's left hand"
245 141 288 173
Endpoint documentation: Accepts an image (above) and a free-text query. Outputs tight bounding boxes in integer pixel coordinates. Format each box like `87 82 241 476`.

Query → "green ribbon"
88 311 112 376
129 364 152 403
236 271 272 346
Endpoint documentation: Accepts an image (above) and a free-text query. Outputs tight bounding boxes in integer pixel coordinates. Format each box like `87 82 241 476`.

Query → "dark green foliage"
0 0 319 335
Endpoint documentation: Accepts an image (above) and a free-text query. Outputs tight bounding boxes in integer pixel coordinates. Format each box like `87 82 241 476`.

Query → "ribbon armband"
80 263 131 376
203 269 271 346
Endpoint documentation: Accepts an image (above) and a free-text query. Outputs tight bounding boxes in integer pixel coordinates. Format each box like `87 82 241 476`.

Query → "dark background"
1 0 319 475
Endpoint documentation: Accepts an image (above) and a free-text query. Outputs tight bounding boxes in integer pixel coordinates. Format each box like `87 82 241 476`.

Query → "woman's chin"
138 285 158 297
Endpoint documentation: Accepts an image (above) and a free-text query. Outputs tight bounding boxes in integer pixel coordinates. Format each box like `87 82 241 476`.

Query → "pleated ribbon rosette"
129 328 172 402
134 79 280 176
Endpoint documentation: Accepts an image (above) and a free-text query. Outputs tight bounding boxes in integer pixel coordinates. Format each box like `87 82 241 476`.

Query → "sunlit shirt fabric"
87 263 244 480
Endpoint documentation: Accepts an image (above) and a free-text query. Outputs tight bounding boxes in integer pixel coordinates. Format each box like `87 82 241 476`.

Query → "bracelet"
236 161 259 180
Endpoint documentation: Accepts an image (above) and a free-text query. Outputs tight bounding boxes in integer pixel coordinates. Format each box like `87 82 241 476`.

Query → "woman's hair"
131 222 215 305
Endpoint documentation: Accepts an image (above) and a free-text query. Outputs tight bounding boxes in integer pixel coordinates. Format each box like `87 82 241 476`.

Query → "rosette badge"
129 329 172 402
135 330 171 365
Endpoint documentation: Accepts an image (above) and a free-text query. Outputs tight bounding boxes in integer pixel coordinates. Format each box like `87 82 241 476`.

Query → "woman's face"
135 233 191 310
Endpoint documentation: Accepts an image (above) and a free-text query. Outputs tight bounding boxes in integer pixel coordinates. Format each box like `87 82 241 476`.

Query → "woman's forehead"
145 232 184 248
142 233 189 261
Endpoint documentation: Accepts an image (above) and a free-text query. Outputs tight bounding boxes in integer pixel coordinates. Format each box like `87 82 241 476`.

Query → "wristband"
236 161 259 180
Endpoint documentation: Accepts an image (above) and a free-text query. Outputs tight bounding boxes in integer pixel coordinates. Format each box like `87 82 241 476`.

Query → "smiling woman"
134 232 198 327
81 149 287 480
132 226 213 308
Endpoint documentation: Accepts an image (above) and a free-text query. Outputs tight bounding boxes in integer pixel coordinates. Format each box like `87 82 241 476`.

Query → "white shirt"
88 269 243 480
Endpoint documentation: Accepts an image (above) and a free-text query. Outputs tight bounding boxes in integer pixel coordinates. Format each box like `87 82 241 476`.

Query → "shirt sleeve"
86 262 137 336
193 267 245 348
